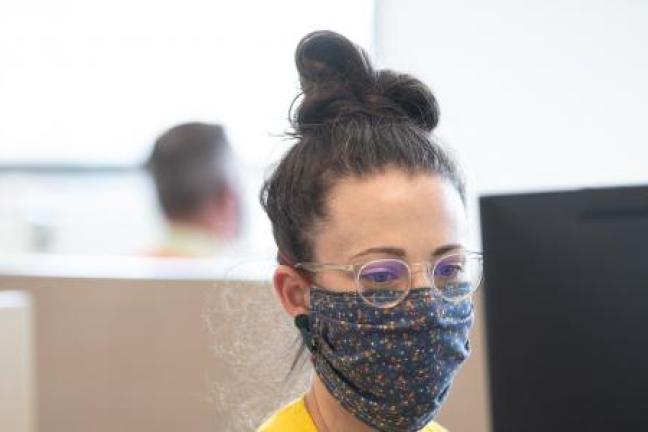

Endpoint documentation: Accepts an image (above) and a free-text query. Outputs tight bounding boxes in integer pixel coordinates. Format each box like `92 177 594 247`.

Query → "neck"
305 375 375 432
169 218 216 235
168 194 238 241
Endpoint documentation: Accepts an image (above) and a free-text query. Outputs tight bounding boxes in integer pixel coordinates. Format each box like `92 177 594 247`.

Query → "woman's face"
310 167 468 293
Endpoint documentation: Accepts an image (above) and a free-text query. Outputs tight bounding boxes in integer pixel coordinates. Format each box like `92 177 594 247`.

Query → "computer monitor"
479 185 648 432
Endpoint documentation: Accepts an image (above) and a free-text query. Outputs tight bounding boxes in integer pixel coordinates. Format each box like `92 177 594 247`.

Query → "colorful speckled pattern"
308 287 473 432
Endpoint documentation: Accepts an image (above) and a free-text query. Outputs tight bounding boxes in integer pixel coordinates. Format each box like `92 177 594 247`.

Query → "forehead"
312 168 467 262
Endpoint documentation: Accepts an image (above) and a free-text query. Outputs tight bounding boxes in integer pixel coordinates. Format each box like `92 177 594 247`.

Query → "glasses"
295 251 483 308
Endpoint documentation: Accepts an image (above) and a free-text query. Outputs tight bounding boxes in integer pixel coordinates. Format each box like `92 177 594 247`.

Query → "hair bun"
295 30 374 92
376 71 439 131
293 30 439 132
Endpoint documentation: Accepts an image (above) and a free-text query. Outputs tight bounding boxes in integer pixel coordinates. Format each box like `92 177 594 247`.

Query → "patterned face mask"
296 286 474 432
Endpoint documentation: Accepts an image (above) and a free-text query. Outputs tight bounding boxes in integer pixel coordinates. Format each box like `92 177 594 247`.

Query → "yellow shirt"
257 396 448 432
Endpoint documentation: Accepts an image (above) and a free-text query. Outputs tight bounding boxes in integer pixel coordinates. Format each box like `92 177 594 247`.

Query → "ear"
273 264 311 317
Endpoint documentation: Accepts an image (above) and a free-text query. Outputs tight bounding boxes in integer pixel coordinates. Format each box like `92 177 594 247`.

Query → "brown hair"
260 30 465 265
147 122 232 220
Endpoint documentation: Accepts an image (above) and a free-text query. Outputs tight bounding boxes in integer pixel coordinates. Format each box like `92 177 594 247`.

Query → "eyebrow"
350 243 464 260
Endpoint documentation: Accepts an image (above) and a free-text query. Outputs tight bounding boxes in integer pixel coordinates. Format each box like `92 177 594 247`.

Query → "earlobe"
273 265 311 317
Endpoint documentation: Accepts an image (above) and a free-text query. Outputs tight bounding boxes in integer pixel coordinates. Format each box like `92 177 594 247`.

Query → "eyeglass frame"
294 250 484 308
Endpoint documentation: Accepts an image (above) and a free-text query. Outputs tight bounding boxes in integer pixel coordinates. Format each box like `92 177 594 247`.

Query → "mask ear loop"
294 314 315 353
278 250 316 353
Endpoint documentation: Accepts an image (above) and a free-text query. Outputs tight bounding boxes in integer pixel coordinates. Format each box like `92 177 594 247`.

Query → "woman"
258 30 482 432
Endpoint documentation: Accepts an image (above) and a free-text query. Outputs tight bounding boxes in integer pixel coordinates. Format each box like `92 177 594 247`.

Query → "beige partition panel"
0 290 35 432
0 275 489 432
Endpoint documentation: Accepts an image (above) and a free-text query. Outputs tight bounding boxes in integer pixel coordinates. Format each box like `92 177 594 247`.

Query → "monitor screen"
480 185 648 431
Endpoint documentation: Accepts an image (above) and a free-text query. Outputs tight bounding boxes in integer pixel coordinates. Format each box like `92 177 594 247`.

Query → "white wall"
0 0 374 166
375 0 648 243
0 1 375 256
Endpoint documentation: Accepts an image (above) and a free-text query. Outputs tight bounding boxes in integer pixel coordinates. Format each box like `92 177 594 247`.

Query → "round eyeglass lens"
357 259 410 307
432 253 482 300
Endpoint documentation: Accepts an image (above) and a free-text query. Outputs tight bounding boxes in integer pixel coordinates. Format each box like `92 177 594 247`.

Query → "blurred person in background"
146 122 241 257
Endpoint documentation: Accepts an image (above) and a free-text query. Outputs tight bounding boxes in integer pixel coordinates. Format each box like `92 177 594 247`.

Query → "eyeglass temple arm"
294 262 355 273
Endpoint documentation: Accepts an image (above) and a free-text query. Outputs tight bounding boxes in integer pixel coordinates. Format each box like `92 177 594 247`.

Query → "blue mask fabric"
302 286 474 432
